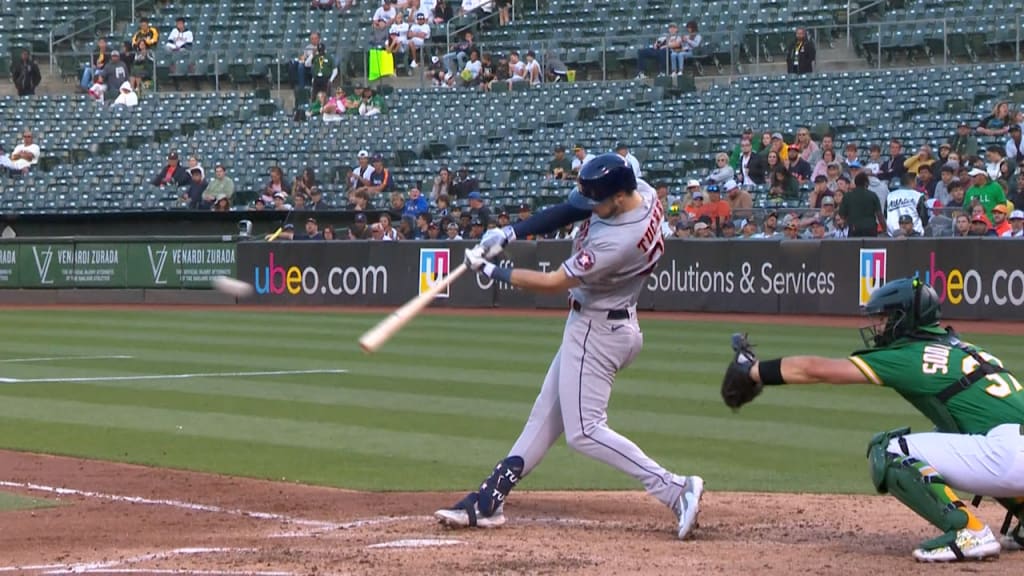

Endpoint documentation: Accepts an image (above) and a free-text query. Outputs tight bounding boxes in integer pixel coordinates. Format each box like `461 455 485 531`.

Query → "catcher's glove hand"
721 333 762 411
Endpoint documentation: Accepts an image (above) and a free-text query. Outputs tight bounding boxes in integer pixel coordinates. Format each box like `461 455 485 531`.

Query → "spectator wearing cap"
250 197 267 211
403 187 429 218
804 217 827 239
272 191 292 211
818 196 838 230
924 199 952 237
753 211 781 238
101 49 129 87
894 214 920 238
933 163 957 205
293 217 324 240
467 217 485 240
181 167 208 209
937 142 951 165
365 155 394 196
707 152 735 185
151 151 190 187
662 202 683 237
737 219 756 239
202 164 234 206
549 146 573 180
965 167 1007 221
407 12 431 68
692 221 714 239
787 144 812 183
950 121 979 158
882 172 926 237
719 180 749 219
991 204 1012 237
768 132 789 162
673 220 691 239
452 165 479 197
780 216 801 240
571 144 595 176
615 143 642 178
517 203 531 222
699 181 732 231
684 189 704 218
720 219 737 238
349 213 371 239
969 213 997 236
839 173 886 237
682 179 701 205
807 174 831 208
445 221 462 240
467 190 491 228
1006 210 1024 237
497 211 511 228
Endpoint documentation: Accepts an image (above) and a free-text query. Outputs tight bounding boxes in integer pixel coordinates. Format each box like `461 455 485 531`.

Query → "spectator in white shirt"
507 50 526 86
1006 125 1024 163
571 143 594 176
460 49 482 85
524 50 542 84
407 12 431 68
372 0 398 46
112 81 139 108
671 20 702 76
0 131 41 174
165 18 194 51
389 11 410 52
460 0 493 19
615 142 642 177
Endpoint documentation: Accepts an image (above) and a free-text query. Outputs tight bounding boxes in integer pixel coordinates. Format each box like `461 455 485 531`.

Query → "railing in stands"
48 8 115 69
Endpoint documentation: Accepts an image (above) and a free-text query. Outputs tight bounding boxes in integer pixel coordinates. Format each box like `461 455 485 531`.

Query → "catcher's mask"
859 277 941 348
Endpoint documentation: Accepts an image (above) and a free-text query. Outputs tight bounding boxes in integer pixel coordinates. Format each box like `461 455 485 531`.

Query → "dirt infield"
1 451 1021 576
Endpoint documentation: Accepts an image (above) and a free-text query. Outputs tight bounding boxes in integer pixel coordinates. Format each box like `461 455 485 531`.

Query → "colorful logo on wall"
859 248 887 306
419 248 451 298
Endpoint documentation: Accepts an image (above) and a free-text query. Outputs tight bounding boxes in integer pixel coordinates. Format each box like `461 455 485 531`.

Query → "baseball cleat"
912 527 1000 562
674 475 704 540
435 503 506 529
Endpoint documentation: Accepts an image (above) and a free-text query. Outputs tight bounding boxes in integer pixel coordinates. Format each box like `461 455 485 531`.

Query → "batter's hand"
478 225 516 259
721 333 762 411
464 246 489 272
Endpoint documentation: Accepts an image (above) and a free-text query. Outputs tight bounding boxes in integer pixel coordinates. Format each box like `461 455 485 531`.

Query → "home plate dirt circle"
367 539 465 549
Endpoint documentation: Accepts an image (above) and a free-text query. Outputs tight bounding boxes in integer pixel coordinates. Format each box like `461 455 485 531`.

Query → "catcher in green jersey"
721 277 1024 563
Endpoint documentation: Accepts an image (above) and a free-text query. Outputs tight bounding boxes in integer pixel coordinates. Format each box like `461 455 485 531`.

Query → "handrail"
48 7 115 68
446 0 501 51
846 0 887 48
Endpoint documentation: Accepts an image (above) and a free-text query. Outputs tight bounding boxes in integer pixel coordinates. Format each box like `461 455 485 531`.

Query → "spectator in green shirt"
964 168 1007 221
838 172 885 237
202 164 235 206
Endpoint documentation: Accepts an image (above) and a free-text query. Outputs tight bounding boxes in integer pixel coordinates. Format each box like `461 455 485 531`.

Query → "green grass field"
0 491 56 511
1 309 1015 495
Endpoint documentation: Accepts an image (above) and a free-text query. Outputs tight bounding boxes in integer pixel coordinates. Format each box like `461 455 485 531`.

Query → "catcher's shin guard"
868 439 969 545
996 497 1024 548
476 456 524 517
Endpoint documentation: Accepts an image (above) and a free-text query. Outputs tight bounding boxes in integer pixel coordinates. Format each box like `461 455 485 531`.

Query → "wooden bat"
358 263 468 354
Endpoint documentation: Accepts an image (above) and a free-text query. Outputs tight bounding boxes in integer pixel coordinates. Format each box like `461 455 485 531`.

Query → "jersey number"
961 353 1024 398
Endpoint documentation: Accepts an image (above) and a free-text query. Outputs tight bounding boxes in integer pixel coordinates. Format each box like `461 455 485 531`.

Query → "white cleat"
435 503 506 529
674 475 704 540
912 527 1001 562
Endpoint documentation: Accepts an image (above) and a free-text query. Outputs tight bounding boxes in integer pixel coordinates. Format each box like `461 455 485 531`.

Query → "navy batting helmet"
568 153 636 210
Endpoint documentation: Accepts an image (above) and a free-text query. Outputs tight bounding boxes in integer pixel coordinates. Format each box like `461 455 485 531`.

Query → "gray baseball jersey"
508 179 689 510
563 179 664 310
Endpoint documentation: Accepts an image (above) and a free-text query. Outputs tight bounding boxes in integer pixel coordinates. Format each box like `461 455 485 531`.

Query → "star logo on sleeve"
574 250 595 271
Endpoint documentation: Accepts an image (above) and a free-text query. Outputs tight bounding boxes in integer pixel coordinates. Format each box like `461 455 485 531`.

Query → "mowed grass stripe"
0 309 1019 494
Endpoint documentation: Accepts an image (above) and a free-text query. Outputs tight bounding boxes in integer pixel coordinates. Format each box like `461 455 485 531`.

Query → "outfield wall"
235 239 1024 321
0 238 1017 320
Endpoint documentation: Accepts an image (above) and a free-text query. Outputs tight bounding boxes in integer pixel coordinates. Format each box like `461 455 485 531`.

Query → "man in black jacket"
785 28 815 75
151 151 191 187
11 50 41 96
876 139 907 184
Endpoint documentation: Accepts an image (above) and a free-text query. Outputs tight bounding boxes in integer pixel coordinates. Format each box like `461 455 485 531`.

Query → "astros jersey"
562 180 664 310
850 337 1024 434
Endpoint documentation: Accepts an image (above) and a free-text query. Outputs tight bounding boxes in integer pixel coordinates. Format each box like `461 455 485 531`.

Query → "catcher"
722 276 1024 562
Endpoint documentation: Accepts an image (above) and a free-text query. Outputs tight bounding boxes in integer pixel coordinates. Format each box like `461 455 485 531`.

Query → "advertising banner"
126 242 237 288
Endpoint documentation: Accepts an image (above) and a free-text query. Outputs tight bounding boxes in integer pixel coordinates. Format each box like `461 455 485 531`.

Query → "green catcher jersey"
850 337 1024 434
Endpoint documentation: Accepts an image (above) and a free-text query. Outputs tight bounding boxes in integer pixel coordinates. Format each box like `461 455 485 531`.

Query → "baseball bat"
358 262 468 354
265 207 296 242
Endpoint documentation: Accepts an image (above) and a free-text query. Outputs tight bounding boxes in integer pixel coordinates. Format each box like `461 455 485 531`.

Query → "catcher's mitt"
721 333 762 411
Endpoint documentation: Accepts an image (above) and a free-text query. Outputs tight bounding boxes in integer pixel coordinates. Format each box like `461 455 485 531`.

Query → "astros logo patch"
859 248 886 306
575 250 595 272
419 248 451 298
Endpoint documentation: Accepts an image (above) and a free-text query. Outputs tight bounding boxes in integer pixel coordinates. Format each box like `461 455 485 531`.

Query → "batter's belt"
570 299 632 320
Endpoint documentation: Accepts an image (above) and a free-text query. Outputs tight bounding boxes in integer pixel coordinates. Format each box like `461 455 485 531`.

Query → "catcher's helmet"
860 277 941 348
568 153 637 210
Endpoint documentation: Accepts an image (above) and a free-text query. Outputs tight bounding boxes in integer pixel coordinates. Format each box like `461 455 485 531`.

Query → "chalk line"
0 355 134 364
0 481 344 529
268 515 430 538
75 571 292 576
41 548 253 574
367 538 463 549
0 368 348 384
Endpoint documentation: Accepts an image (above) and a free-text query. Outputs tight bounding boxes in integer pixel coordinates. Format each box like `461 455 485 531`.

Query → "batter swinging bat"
358 262 468 354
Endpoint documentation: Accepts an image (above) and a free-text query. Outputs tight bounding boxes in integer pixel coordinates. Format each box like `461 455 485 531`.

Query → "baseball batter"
722 277 1024 562
435 153 704 539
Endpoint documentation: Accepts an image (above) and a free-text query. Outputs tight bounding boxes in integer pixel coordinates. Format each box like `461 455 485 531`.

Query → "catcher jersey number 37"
850 340 1024 435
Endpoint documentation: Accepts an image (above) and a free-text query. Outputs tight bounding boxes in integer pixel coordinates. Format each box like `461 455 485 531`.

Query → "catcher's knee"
475 456 524 517
867 427 911 493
